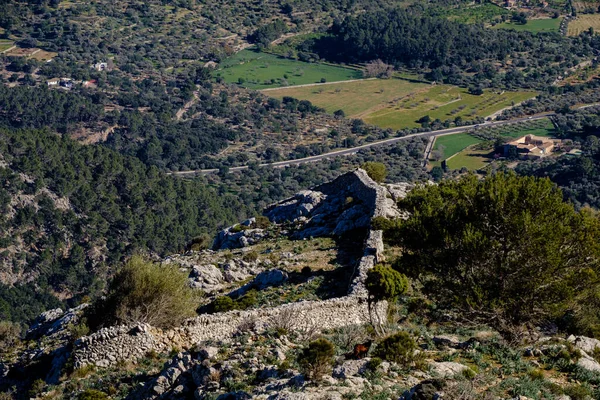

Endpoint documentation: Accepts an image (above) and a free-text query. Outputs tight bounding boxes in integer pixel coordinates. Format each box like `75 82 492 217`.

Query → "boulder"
429 361 470 377
568 335 600 354
198 346 219 361
253 269 288 289
578 356 600 372
191 264 224 285
332 359 369 379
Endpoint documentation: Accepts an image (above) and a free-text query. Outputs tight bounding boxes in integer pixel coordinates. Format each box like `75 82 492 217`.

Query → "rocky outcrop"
264 169 404 240
213 218 268 250
26 304 88 340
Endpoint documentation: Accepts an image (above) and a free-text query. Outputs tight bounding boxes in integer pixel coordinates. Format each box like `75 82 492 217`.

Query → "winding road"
169 113 554 176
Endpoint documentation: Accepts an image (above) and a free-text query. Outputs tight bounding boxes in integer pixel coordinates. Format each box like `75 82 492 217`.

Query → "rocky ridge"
72 169 401 369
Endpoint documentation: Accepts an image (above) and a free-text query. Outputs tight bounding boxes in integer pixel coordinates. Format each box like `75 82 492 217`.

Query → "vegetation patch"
568 14 600 36
494 18 562 33
216 49 362 89
270 79 534 129
0 40 14 52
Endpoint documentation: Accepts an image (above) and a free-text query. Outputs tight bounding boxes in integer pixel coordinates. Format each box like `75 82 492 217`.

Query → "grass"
431 3 509 24
269 78 535 130
494 18 562 33
0 40 14 53
215 49 363 89
568 14 600 36
432 133 484 163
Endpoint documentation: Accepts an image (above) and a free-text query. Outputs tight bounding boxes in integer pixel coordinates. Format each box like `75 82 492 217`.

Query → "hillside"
3 171 600 399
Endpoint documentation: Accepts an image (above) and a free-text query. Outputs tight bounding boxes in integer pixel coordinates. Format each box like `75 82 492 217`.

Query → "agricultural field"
433 118 557 170
268 78 535 130
567 14 600 36
0 40 14 53
572 0 600 12
429 3 509 24
493 18 562 32
216 49 363 89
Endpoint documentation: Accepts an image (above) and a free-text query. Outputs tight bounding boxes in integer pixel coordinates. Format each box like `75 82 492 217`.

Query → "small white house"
47 78 60 86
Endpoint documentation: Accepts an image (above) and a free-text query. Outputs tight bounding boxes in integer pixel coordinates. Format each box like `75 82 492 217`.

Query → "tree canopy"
385 173 600 334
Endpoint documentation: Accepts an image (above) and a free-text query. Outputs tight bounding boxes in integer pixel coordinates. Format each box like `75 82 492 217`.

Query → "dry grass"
567 14 600 36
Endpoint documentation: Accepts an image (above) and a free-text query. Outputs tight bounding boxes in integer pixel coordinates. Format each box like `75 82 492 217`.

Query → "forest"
303 9 600 89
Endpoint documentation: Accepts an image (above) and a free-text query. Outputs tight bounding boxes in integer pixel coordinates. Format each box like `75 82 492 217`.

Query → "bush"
254 215 271 229
187 234 212 251
213 296 235 313
389 173 600 337
79 389 109 400
88 256 199 330
235 290 258 310
374 331 417 366
297 338 335 381
361 162 386 183
0 321 21 351
365 264 408 304
242 251 259 262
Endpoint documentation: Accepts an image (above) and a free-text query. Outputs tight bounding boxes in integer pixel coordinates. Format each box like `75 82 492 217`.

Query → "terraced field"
268 78 535 130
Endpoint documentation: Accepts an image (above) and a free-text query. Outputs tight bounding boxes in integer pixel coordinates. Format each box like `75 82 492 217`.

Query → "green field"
0 40 14 52
435 118 557 170
494 18 562 33
430 3 509 24
216 49 363 89
269 78 535 130
432 133 484 165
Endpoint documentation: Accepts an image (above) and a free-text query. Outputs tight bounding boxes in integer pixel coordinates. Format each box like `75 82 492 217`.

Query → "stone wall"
73 170 392 368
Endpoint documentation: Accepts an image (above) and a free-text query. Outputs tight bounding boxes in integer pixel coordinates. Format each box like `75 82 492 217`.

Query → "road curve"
169 113 554 177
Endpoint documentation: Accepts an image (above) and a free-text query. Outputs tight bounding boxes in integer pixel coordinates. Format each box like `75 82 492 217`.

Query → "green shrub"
187 234 212 251
88 256 199 330
235 290 258 310
365 264 408 305
297 338 335 381
78 389 109 400
242 251 259 262
254 215 271 229
564 384 593 400
361 162 387 183
213 296 235 313
68 322 90 340
28 379 45 397
366 357 383 372
374 331 417 366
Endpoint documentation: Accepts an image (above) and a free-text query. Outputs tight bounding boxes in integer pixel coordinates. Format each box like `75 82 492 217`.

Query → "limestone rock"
568 335 600 354
429 361 470 377
253 269 288 290
578 356 600 372
332 359 369 379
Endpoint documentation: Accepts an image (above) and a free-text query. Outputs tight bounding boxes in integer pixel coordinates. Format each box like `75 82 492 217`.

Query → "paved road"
169 113 553 176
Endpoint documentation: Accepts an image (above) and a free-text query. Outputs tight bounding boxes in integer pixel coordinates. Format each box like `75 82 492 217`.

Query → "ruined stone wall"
73 170 389 368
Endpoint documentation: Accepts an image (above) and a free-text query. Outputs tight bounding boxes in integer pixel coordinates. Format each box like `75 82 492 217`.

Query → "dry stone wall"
74 170 396 368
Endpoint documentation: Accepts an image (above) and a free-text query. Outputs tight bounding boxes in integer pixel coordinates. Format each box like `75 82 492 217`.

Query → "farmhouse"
46 78 60 86
504 134 557 159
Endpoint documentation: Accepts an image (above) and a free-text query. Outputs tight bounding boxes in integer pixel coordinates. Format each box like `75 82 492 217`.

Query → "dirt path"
260 78 375 92
176 90 199 120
